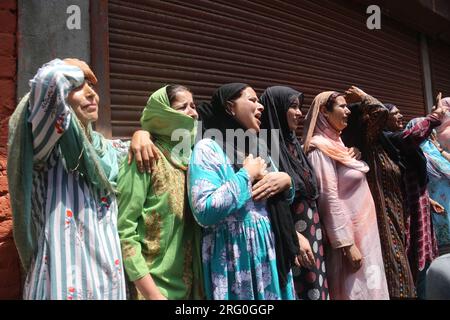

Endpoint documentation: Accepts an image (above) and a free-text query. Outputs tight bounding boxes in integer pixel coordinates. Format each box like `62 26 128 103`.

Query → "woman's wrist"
242 167 256 183
430 110 445 120
342 244 354 253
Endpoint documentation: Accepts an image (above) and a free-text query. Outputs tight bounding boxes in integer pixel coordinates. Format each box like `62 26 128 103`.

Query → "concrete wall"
0 0 21 300
17 0 91 99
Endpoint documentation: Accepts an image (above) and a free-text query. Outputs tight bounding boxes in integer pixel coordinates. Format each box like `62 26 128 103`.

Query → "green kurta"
117 86 202 300
118 151 202 300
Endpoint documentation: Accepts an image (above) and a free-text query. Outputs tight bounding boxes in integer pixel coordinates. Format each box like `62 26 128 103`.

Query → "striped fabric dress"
22 59 127 300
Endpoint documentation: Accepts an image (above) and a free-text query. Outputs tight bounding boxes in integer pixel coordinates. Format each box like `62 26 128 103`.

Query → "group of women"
7 59 450 300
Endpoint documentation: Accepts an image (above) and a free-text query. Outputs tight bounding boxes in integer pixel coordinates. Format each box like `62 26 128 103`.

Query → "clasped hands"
243 154 291 202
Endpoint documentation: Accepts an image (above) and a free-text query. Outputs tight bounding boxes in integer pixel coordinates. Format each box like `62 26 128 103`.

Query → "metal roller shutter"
108 0 426 138
430 40 450 99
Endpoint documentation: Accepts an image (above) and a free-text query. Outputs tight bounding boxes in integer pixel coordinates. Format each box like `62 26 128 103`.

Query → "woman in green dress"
117 85 203 300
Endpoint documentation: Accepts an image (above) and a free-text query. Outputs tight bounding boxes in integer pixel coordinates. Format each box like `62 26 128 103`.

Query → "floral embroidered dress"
9 60 127 299
422 140 450 255
117 149 203 300
188 138 296 300
117 86 203 300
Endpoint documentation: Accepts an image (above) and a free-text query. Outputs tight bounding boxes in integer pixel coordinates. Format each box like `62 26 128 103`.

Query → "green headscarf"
140 86 197 170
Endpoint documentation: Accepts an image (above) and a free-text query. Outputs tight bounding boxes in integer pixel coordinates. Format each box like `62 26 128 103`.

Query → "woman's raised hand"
129 130 160 173
344 85 367 103
432 92 449 119
63 58 98 85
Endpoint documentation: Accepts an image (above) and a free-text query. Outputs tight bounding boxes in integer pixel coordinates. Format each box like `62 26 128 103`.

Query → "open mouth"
255 113 262 124
83 103 98 112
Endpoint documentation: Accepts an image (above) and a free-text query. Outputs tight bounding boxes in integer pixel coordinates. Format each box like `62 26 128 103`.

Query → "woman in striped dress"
7 59 153 300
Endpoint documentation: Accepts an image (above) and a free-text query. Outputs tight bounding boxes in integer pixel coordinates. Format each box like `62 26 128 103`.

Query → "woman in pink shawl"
302 91 389 300
435 98 450 160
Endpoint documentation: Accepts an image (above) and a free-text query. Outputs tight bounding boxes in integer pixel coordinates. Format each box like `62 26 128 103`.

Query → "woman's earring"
225 103 235 116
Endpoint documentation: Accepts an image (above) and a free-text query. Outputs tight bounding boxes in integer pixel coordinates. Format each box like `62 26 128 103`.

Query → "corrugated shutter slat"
109 0 426 138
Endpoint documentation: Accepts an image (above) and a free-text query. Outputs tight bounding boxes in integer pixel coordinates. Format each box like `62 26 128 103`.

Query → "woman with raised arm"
8 58 154 300
342 86 448 298
302 91 388 300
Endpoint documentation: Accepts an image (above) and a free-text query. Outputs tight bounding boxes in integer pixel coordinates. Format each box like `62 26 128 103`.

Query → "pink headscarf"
436 97 450 151
302 91 369 172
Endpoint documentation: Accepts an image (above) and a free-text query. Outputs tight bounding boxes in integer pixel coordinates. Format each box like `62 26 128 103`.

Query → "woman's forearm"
134 274 167 300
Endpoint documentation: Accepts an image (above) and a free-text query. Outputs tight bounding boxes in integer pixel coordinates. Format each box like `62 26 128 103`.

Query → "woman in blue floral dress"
188 83 299 300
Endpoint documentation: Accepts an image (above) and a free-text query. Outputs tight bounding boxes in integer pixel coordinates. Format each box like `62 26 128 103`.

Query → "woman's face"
68 81 99 127
286 96 302 131
437 123 450 151
171 90 198 120
323 96 350 131
229 87 264 132
386 106 404 131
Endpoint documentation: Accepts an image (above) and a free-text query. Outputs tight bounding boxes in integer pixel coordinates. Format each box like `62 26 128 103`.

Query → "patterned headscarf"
8 59 116 270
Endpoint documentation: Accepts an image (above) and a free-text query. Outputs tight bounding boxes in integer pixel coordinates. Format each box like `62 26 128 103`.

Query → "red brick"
0 218 12 240
0 99 15 115
0 0 17 11
0 176 7 194
0 57 16 78
0 145 7 158
0 195 11 217
0 118 9 157
0 79 15 99
0 79 15 113
0 238 22 300
0 159 6 171
0 34 15 57
0 10 16 34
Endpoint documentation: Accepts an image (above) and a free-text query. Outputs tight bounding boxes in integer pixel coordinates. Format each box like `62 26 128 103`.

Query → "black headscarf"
382 103 428 187
198 83 300 288
259 86 319 202
383 131 428 187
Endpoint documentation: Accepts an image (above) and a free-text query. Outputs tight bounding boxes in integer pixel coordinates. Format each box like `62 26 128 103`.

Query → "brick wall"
0 0 21 300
